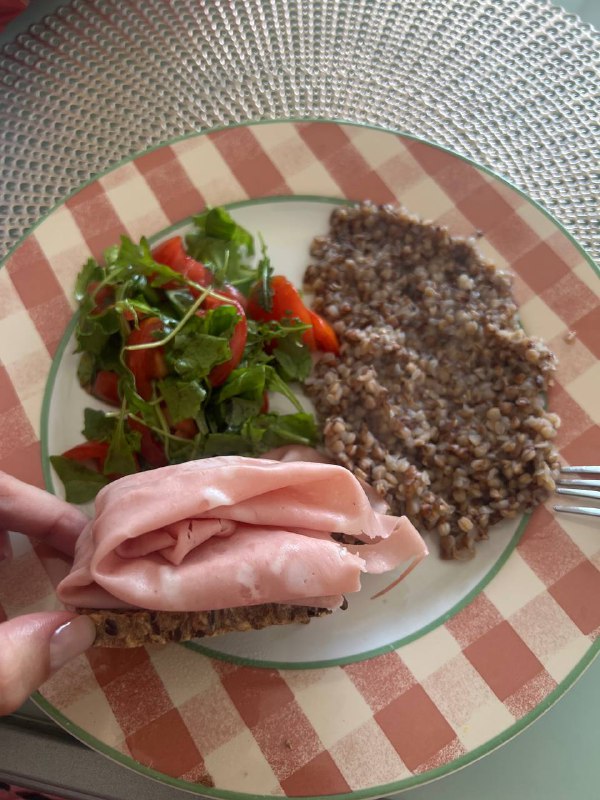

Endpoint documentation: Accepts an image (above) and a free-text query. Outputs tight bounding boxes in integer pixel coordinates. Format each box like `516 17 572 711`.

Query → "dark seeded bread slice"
79 604 334 647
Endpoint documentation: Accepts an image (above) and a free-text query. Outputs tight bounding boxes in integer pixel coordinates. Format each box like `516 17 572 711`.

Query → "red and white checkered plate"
1 122 598 798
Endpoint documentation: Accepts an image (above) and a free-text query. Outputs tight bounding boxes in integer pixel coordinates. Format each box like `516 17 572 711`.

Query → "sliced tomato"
61 439 138 481
91 370 120 406
86 281 137 322
200 294 248 387
247 275 316 349
152 236 212 293
219 282 248 311
122 306 137 323
172 418 198 439
62 441 110 471
151 236 188 270
129 419 168 468
125 317 168 400
87 281 114 316
178 257 212 293
308 310 340 355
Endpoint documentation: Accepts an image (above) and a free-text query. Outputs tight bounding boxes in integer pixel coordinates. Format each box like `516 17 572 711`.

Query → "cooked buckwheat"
303 202 561 559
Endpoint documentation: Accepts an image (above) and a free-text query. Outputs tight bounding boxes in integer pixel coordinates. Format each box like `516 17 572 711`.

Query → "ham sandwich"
57 450 427 646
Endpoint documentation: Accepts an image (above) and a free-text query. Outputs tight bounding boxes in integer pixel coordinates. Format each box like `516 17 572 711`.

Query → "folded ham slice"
57 454 427 612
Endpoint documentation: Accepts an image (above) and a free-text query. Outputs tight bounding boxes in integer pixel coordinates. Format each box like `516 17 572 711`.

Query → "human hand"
0 472 96 716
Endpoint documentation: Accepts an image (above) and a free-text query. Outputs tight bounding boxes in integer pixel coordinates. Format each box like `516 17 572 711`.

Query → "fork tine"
555 487 600 501
560 466 600 474
555 467 600 518
556 479 600 488
554 505 600 518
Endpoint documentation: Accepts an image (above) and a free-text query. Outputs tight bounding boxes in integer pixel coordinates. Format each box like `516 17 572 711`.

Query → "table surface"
1 2 599 800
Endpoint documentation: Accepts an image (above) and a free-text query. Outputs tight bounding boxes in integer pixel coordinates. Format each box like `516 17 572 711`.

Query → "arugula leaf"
77 351 96 388
95 335 124 374
264 366 304 412
103 243 120 265
202 432 250 457
167 436 204 464
76 310 121 356
209 208 254 252
103 419 141 476
195 407 209 436
166 288 195 317
98 309 122 333
119 370 162 460
82 408 117 442
111 273 162 310
115 298 176 329
186 208 257 293
50 456 109 504
272 333 313 382
116 235 157 269
214 365 267 428
84 373 144 477
75 258 103 302
216 363 304 420
110 235 187 289
265 412 318 448
191 207 254 254
193 239 231 285
245 412 318 451
166 311 237 380
241 319 309 370
225 398 265 428
217 365 266 403
158 377 206 424
226 267 261 297
255 238 274 312
169 334 231 379
239 324 274 368
245 318 311 344
204 305 238 338
119 373 161 428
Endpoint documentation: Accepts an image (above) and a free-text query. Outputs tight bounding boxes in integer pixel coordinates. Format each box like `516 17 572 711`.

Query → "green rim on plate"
0 119 597 799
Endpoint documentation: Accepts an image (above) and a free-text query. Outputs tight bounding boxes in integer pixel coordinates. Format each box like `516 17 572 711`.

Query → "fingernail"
49 616 97 673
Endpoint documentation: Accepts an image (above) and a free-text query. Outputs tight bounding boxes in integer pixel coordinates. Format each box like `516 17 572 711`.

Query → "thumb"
0 612 96 716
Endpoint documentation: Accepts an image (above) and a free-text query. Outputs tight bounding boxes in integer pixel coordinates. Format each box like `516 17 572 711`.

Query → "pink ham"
57 455 427 612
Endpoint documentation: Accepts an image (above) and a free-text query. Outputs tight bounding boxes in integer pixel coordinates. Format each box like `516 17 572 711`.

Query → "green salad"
50 207 342 503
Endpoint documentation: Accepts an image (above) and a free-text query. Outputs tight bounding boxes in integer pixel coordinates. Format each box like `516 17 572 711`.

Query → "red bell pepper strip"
308 310 340 355
247 275 316 350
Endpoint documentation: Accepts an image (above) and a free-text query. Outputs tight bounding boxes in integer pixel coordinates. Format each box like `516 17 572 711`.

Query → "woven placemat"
1 0 598 263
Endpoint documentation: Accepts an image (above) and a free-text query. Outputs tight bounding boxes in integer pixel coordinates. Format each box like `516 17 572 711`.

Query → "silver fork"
554 466 600 518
